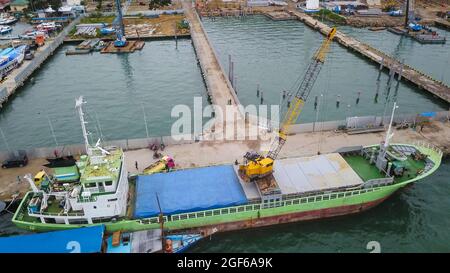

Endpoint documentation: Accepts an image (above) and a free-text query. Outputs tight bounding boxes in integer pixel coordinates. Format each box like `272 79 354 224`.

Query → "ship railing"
361 177 394 189
413 141 443 157
28 210 85 217
77 195 98 203
136 186 388 225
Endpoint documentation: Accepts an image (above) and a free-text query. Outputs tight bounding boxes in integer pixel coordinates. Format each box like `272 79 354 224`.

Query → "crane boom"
113 0 132 47
267 27 337 160
239 27 336 181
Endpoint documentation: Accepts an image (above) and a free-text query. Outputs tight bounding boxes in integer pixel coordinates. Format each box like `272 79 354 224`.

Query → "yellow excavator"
239 27 337 181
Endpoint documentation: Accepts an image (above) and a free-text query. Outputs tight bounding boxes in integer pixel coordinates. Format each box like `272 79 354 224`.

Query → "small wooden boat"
368 27 386 31
106 230 202 253
65 49 91 55
165 234 203 253
0 26 12 35
387 27 407 35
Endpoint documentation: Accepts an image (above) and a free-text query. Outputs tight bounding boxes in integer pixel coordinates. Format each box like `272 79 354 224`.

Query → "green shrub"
313 9 347 25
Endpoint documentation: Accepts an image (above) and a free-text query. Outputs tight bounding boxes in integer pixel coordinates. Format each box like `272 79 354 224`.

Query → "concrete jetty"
182 0 244 134
288 8 450 104
0 16 83 108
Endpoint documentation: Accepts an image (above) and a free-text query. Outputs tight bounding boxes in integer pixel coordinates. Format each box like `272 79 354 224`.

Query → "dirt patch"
245 140 260 151
73 14 189 39
0 158 47 201
346 15 405 27
424 122 443 133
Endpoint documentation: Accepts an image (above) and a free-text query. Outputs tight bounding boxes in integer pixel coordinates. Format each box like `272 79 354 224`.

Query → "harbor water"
0 40 207 151
202 16 448 123
1 15 450 252
338 26 450 86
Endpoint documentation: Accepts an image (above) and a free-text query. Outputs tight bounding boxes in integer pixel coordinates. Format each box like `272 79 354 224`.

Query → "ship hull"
13 182 400 233
170 195 391 236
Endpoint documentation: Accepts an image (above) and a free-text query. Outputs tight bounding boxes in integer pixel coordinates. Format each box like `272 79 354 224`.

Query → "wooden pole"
156 193 165 252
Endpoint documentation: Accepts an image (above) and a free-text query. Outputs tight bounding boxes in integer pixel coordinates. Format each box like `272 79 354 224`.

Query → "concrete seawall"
1 110 448 161
0 16 83 108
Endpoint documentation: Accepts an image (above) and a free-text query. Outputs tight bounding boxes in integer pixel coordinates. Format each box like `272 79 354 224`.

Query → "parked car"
2 150 28 168
24 51 34 60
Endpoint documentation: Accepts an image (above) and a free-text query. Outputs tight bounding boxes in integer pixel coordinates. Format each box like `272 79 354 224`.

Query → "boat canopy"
0 225 105 253
134 165 248 218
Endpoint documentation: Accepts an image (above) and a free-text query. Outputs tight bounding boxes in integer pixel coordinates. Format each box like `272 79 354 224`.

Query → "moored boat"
105 230 202 253
0 26 12 35
0 45 26 79
0 16 18 25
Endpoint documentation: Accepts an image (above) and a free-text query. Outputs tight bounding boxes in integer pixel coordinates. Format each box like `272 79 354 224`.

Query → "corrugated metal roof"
273 153 363 194
0 225 104 253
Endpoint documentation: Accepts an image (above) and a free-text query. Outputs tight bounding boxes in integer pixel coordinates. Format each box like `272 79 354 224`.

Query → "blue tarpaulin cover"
420 112 436 117
0 225 104 253
134 165 248 218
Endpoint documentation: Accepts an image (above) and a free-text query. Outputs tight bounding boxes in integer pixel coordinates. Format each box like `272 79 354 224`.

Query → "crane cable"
317 44 333 155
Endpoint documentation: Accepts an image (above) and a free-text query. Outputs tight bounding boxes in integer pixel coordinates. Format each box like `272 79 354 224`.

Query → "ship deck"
343 154 426 183
236 153 365 199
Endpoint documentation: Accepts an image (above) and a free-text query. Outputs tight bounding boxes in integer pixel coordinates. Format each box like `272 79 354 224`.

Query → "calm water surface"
0 40 207 151
202 16 448 124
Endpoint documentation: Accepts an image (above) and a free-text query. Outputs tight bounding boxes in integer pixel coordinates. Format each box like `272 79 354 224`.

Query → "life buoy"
165 239 173 253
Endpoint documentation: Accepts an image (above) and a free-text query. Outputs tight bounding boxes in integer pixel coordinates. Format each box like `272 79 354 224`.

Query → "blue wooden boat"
106 229 203 253
166 234 203 253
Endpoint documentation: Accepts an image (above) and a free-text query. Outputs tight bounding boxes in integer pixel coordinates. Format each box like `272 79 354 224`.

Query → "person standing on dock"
135 161 138 170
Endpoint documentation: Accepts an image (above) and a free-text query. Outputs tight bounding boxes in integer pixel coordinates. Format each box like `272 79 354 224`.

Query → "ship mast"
376 102 399 172
75 96 91 156
383 102 398 155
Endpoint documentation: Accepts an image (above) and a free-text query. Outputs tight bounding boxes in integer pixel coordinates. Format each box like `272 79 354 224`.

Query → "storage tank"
306 0 319 10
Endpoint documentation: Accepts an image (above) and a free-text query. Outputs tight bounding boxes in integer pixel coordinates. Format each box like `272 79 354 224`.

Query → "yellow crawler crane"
239 27 337 181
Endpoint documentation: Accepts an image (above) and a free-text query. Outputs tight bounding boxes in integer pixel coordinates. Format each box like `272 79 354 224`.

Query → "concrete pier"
182 0 245 135
0 16 83 108
288 8 450 104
